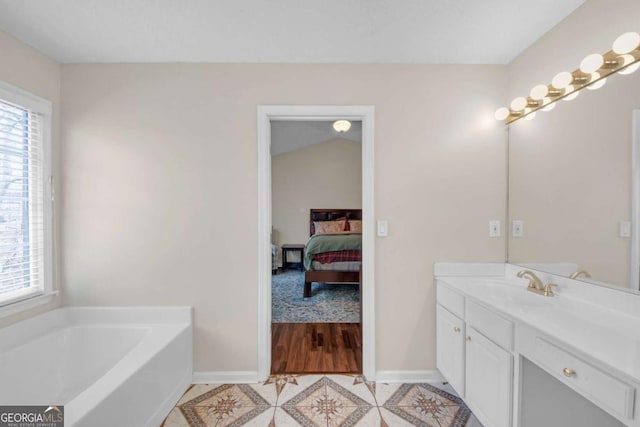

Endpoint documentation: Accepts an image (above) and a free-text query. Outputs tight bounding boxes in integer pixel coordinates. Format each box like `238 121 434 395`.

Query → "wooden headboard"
309 208 362 236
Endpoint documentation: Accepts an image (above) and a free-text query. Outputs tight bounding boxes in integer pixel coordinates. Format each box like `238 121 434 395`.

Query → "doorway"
257 105 375 380
271 122 362 374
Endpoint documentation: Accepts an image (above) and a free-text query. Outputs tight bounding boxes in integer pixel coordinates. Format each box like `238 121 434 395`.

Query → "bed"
303 209 362 298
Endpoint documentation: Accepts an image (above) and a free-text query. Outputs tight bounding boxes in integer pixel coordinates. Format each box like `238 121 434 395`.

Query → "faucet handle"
543 283 558 297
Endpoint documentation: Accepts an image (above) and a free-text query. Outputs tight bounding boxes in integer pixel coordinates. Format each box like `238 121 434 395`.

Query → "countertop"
437 276 640 382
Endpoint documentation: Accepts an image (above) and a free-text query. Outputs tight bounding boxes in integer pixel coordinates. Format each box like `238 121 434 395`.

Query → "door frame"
631 109 640 291
257 105 375 380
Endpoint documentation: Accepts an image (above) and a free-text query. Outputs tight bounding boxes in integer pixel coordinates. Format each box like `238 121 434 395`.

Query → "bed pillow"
348 220 362 233
313 219 347 235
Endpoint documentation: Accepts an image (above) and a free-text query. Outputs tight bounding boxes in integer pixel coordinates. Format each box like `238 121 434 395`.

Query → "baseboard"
192 371 260 384
375 370 445 383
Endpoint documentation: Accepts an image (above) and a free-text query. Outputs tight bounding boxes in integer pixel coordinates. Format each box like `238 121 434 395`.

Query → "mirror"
507 69 640 291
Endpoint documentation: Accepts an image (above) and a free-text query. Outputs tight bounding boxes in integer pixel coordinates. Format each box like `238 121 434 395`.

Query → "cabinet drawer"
533 337 635 420
437 282 465 319
466 300 513 351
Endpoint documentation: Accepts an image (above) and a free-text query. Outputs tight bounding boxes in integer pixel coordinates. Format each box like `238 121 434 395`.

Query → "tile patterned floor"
161 374 483 427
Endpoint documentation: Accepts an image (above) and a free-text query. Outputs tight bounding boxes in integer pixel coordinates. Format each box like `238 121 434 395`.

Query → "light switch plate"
512 220 523 237
377 220 388 237
620 221 631 238
489 220 501 237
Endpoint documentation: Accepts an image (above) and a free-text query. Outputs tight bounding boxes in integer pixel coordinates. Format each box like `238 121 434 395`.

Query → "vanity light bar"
496 31 640 124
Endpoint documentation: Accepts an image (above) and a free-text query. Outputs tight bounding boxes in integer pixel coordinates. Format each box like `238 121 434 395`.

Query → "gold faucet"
517 270 557 297
517 270 544 290
569 269 591 280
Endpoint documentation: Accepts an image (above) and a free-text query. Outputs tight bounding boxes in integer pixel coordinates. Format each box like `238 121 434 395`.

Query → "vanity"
435 263 640 427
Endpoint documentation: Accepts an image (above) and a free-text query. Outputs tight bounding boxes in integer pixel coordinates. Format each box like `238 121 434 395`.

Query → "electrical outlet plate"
489 220 500 237
512 220 523 237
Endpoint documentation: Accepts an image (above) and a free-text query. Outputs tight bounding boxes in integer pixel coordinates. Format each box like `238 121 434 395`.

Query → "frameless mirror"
507 69 640 292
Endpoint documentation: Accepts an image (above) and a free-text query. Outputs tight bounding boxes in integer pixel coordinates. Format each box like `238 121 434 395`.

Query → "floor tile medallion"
382 383 471 427
179 384 271 426
281 376 374 426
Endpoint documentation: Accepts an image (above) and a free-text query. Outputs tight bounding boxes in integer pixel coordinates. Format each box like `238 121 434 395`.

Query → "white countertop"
437 275 640 382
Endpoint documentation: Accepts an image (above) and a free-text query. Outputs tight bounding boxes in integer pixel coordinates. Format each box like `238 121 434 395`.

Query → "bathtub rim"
0 306 192 353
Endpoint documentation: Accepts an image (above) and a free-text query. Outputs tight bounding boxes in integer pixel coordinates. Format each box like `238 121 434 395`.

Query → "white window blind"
0 98 47 306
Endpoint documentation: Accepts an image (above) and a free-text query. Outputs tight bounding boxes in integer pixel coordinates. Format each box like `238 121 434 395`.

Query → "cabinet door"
436 304 465 396
465 326 513 427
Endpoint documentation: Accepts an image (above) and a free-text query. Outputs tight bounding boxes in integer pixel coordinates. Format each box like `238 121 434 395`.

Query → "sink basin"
465 280 551 309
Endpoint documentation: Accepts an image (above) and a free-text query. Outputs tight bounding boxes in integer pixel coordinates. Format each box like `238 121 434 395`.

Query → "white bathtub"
0 307 192 427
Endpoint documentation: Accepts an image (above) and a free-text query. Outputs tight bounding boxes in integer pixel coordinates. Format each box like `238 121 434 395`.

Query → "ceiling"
271 121 361 157
0 0 585 64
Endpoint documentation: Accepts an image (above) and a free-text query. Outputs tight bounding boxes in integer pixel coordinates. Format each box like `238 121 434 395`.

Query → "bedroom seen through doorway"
270 119 363 374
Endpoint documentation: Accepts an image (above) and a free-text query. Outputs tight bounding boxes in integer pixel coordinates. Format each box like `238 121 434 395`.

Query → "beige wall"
3 0 636 375
507 0 640 288
272 138 362 255
8 0 639 374
60 63 507 373
0 31 62 327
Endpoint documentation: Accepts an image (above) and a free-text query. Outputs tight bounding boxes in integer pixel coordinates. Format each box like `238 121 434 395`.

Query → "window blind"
0 99 45 304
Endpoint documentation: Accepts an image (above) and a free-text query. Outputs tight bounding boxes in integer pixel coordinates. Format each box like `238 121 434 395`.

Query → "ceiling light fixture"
496 31 640 124
333 120 351 132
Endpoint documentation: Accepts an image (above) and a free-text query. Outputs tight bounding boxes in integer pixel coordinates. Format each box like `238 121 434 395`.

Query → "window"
0 82 52 310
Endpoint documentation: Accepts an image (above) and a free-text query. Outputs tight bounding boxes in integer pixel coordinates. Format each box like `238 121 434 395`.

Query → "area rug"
272 270 360 323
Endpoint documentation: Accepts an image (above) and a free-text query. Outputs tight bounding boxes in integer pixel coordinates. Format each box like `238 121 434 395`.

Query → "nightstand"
281 244 305 271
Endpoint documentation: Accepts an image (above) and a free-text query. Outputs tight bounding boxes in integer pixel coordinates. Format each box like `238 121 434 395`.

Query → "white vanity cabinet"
437 282 514 427
435 269 640 427
436 304 465 395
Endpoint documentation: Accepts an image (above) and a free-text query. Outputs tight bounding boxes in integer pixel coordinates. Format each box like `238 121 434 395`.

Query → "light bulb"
530 84 549 100
494 107 510 121
563 91 580 101
541 102 556 112
510 97 527 111
587 78 607 90
552 71 574 89
619 63 640 75
580 54 604 74
332 120 351 132
620 54 636 66
613 32 640 55
524 112 536 121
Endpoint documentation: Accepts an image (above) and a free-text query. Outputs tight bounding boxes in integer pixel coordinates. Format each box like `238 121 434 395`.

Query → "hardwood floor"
271 323 362 374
